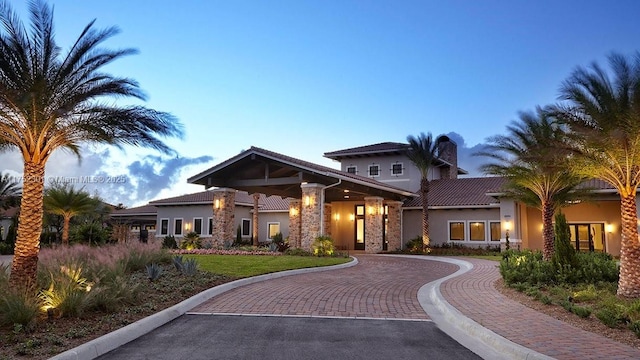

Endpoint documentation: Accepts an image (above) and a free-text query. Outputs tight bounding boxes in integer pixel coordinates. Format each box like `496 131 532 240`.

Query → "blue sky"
2 0 640 206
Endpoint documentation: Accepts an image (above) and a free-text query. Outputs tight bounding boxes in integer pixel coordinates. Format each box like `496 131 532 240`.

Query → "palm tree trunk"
252 193 259 246
421 177 430 248
62 214 71 245
542 201 555 261
618 193 640 298
10 162 45 288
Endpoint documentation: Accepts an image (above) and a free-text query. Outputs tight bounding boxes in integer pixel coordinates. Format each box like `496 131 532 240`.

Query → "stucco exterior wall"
524 199 622 256
258 212 290 242
403 208 501 249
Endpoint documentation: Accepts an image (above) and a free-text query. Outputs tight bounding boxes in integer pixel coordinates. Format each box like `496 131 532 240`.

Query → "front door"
354 205 365 250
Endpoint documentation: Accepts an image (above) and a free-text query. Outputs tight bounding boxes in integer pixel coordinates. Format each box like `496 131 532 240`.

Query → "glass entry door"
355 205 365 250
569 223 605 252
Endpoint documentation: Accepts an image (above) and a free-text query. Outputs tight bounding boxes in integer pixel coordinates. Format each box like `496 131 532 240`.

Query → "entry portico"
188 146 416 253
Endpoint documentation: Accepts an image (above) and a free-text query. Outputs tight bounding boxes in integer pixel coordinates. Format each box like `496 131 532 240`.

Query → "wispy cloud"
444 132 491 177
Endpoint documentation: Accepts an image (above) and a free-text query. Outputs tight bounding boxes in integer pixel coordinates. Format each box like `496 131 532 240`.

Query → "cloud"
0 147 214 206
444 132 491 177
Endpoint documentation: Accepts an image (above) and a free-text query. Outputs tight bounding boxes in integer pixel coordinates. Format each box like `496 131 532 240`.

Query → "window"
469 221 486 241
346 166 357 174
449 221 465 241
145 224 156 231
131 225 140 231
268 222 280 240
490 222 501 241
160 219 169 235
193 218 203 235
241 218 251 237
391 163 403 176
208 217 213 235
174 218 183 236
368 164 380 177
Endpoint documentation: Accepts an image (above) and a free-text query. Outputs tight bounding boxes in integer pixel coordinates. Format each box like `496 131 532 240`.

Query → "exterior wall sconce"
214 199 221 209
606 224 614 233
289 207 298 216
185 222 192 232
334 213 340 221
379 206 384 215
304 195 313 207
504 220 511 250
368 206 375 215
349 213 355 221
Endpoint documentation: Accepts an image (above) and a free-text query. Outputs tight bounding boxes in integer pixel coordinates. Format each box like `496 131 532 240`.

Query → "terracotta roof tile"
324 142 409 158
148 189 290 211
112 204 157 216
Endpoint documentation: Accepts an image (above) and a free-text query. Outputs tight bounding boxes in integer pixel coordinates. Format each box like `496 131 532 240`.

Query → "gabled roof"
111 204 157 217
404 177 507 208
188 146 416 202
148 190 290 210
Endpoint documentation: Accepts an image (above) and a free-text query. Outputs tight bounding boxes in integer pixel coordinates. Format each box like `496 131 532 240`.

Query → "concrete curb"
384 255 553 360
50 257 358 360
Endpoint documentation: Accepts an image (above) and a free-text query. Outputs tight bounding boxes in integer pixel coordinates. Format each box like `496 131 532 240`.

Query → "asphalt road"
98 314 482 360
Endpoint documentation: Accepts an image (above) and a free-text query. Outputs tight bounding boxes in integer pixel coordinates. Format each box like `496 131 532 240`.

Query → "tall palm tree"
406 132 438 248
0 172 21 209
477 109 586 260
0 1 183 287
553 52 640 298
44 185 95 245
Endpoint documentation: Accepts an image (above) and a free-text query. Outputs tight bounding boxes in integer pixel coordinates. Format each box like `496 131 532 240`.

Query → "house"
112 136 628 256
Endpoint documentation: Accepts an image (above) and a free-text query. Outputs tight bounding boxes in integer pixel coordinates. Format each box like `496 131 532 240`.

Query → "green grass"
468 255 502 261
186 255 352 277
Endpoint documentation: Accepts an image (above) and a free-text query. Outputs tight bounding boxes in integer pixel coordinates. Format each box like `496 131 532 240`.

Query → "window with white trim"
193 218 203 235
449 221 465 241
391 163 403 176
160 219 169 235
368 164 380 177
268 222 280 240
346 166 357 174
174 218 183 236
469 221 486 241
241 218 251 237
490 222 501 241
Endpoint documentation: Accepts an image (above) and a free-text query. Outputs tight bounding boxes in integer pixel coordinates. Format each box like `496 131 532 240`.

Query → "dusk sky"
2 0 640 206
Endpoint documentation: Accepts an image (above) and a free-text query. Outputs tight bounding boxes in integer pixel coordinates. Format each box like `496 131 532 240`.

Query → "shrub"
180 232 202 250
162 235 177 249
69 223 112 246
39 265 93 318
145 263 163 282
172 255 184 271
405 236 423 253
630 321 640 338
312 236 335 256
270 233 289 252
570 305 592 318
0 288 41 327
0 241 14 255
595 305 628 328
500 250 555 285
181 258 198 276
86 276 140 312
552 213 577 269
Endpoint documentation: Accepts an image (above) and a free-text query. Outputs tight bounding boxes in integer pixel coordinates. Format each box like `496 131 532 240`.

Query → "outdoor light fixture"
504 220 511 250
214 199 220 209
334 213 340 221
349 213 355 221
304 195 312 207
606 224 614 233
289 207 298 216
185 222 192 232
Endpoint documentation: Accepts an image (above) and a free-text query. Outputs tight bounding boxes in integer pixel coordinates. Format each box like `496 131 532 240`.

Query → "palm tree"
0 1 183 287
0 172 21 209
44 185 95 245
406 132 439 248
477 108 586 260
553 52 640 298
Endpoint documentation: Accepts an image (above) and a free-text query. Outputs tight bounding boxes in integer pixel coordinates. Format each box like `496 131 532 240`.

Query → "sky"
2 0 640 207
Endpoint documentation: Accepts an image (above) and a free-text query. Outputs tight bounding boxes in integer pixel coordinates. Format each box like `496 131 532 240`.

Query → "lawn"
468 255 502 261
186 255 352 277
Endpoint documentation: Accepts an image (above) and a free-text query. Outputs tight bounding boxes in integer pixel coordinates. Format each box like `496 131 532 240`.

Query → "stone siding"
323 203 332 238
212 188 235 246
365 196 384 253
386 201 402 251
301 183 323 251
288 199 302 248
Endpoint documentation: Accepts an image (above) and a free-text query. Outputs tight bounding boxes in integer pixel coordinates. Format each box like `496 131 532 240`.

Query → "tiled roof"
148 189 290 210
111 204 157 216
324 142 409 159
0 206 18 218
404 177 507 208
576 178 615 191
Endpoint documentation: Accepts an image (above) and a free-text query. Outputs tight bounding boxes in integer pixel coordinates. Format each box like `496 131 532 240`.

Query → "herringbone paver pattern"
441 258 640 360
191 255 457 319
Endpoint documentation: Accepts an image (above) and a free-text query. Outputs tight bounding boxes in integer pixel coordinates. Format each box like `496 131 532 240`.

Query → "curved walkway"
191 255 457 319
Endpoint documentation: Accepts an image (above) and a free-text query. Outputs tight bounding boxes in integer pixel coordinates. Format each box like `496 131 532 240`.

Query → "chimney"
436 135 458 179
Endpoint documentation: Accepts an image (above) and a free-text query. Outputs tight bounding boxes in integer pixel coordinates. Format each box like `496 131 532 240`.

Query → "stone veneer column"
212 188 235 246
288 199 302 248
323 203 332 238
365 196 384 253
385 201 403 251
301 183 323 251
252 193 259 246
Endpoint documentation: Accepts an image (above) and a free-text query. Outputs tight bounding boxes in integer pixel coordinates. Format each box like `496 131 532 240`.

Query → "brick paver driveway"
191 254 458 319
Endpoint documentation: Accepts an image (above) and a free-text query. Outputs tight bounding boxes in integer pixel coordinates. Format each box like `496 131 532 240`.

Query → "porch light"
503 220 511 231
185 222 192 231
334 213 340 221
349 213 355 221
368 206 374 215
304 195 313 207
214 199 221 209
379 206 384 215
606 224 614 233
